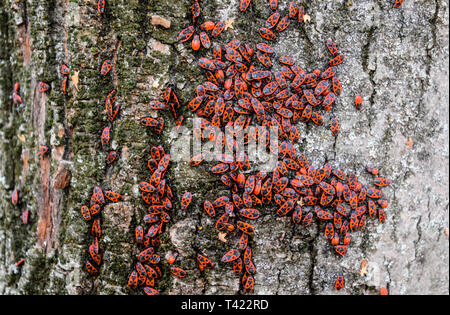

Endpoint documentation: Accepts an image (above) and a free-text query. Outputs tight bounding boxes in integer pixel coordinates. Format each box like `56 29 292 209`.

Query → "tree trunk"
0 0 448 295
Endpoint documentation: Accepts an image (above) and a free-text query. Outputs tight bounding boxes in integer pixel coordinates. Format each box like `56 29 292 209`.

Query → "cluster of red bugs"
10 79 54 268
80 1 124 278
10 125 49 226
254 1 308 41
177 0 225 51
129 144 173 295
37 63 70 95
140 85 182 134
11 188 30 225
137 83 218 293
81 186 124 275
192 38 346 140
173 0 392 293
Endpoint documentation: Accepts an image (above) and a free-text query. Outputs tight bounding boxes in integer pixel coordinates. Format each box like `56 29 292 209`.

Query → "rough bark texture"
0 0 448 295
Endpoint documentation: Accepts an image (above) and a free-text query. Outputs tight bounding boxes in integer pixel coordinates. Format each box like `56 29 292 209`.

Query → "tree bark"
0 0 448 295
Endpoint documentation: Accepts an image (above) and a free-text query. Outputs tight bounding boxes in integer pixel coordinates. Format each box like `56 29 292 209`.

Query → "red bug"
101 126 111 146
321 67 336 80
140 117 158 127
200 32 211 49
277 199 295 216
85 261 99 275
367 166 379 175
239 208 261 220
256 43 275 54
367 188 382 199
380 287 389 295
89 204 101 217
191 0 200 22
332 76 342 96
135 225 144 243
98 0 105 14
335 273 345 290
212 21 225 37
243 274 254 293
237 221 255 235
323 92 336 111
203 200 216 217
335 245 348 256
324 222 334 240
197 253 213 269
21 209 30 224
374 176 390 187
100 60 112 76
60 64 69 75
40 82 50 92
11 189 18 206
378 208 387 224
38 145 49 158
274 15 290 32
355 95 363 110
256 51 272 68
326 39 339 56
259 27 277 41
91 218 102 237
91 186 105 206
170 266 186 278
330 118 340 137
137 247 155 263
107 103 119 122
377 199 388 209
269 0 278 10
292 204 302 224
89 245 101 266
192 35 201 51
13 92 23 104
16 259 25 267
279 56 295 65
106 150 117 164
181 192 192 210
128 270 139 289
329 54 345 66
199 58 217 71
244 175 256 194
394 0 404 8
319 181 336 195
233 258 243 274
240 0 251 12
144 287 160 295
265 12 280 29
168 252 179 264
62 76 68 94
178 25 195 43
81 205 91 221
310 111 324 125
298 5 304 23
105 190 123 203
221 249 241 263
289 1 299 18
200 21 215 31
